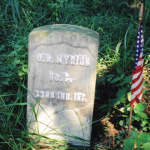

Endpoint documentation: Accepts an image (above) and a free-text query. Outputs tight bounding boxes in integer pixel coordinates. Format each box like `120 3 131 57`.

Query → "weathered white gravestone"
27 24 99 146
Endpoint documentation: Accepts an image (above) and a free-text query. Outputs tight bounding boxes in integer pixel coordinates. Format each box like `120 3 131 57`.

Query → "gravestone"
27 24 99 146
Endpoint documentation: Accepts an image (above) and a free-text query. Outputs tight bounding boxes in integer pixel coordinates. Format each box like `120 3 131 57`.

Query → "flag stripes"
130 23 144 107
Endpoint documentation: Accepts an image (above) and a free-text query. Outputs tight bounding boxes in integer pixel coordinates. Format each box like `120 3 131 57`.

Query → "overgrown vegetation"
0 0 150 149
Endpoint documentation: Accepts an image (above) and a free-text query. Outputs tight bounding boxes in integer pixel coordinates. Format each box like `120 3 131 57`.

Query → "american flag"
131 23 144 107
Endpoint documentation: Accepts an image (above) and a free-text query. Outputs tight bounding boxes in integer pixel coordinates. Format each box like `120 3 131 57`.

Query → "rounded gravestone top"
29 24 99 55
31 24 99 39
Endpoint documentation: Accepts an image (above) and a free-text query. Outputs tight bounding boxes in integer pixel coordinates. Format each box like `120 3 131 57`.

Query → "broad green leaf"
110 77 121 83
116 88 127 100
139 112 148 120
119 120 124 126
143 142 150 150
134 148 144 150
131 131 138 139
132 115 140 121
142 120 149 126
120 73 124 79
123 137 134 150
123 75 132 83
135 138 142 147
143 128 148 132
140 133 150 143
134 103 145 112
109 98 120 106
117 75 132 86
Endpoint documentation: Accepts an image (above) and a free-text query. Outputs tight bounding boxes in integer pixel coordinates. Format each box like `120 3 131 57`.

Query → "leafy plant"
97 74 132 125
122 131 150 150
132 103 150 131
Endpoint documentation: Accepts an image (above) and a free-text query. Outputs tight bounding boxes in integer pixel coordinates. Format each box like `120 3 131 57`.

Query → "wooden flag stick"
128 105 133 137
128 3 144 137
139 3 144 23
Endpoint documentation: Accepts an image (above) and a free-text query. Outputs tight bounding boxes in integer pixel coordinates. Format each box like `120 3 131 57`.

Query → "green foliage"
131 131 139 139
140 133 150 143
97 78 149 130
98 74 132 129
123 132 150 150
123 137 134 150
132 103 150 131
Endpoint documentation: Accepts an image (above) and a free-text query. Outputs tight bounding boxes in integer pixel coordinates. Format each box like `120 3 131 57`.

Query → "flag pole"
128 3 144 137
128 105 133 137
139 3 144 24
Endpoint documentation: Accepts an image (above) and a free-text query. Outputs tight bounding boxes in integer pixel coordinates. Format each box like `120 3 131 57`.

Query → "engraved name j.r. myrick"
36 53 90 66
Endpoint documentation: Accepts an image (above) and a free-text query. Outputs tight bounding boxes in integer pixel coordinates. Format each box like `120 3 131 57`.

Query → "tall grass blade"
115 41 122 59
124 24 133 70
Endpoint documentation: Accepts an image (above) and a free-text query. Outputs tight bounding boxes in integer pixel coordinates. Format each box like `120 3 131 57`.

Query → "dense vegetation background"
0 0 150 149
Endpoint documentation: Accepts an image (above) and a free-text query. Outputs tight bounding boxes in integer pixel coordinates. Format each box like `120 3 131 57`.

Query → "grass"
0 0 150 149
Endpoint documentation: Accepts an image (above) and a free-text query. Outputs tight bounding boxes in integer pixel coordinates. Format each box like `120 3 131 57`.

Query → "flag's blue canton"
134 23 144 70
